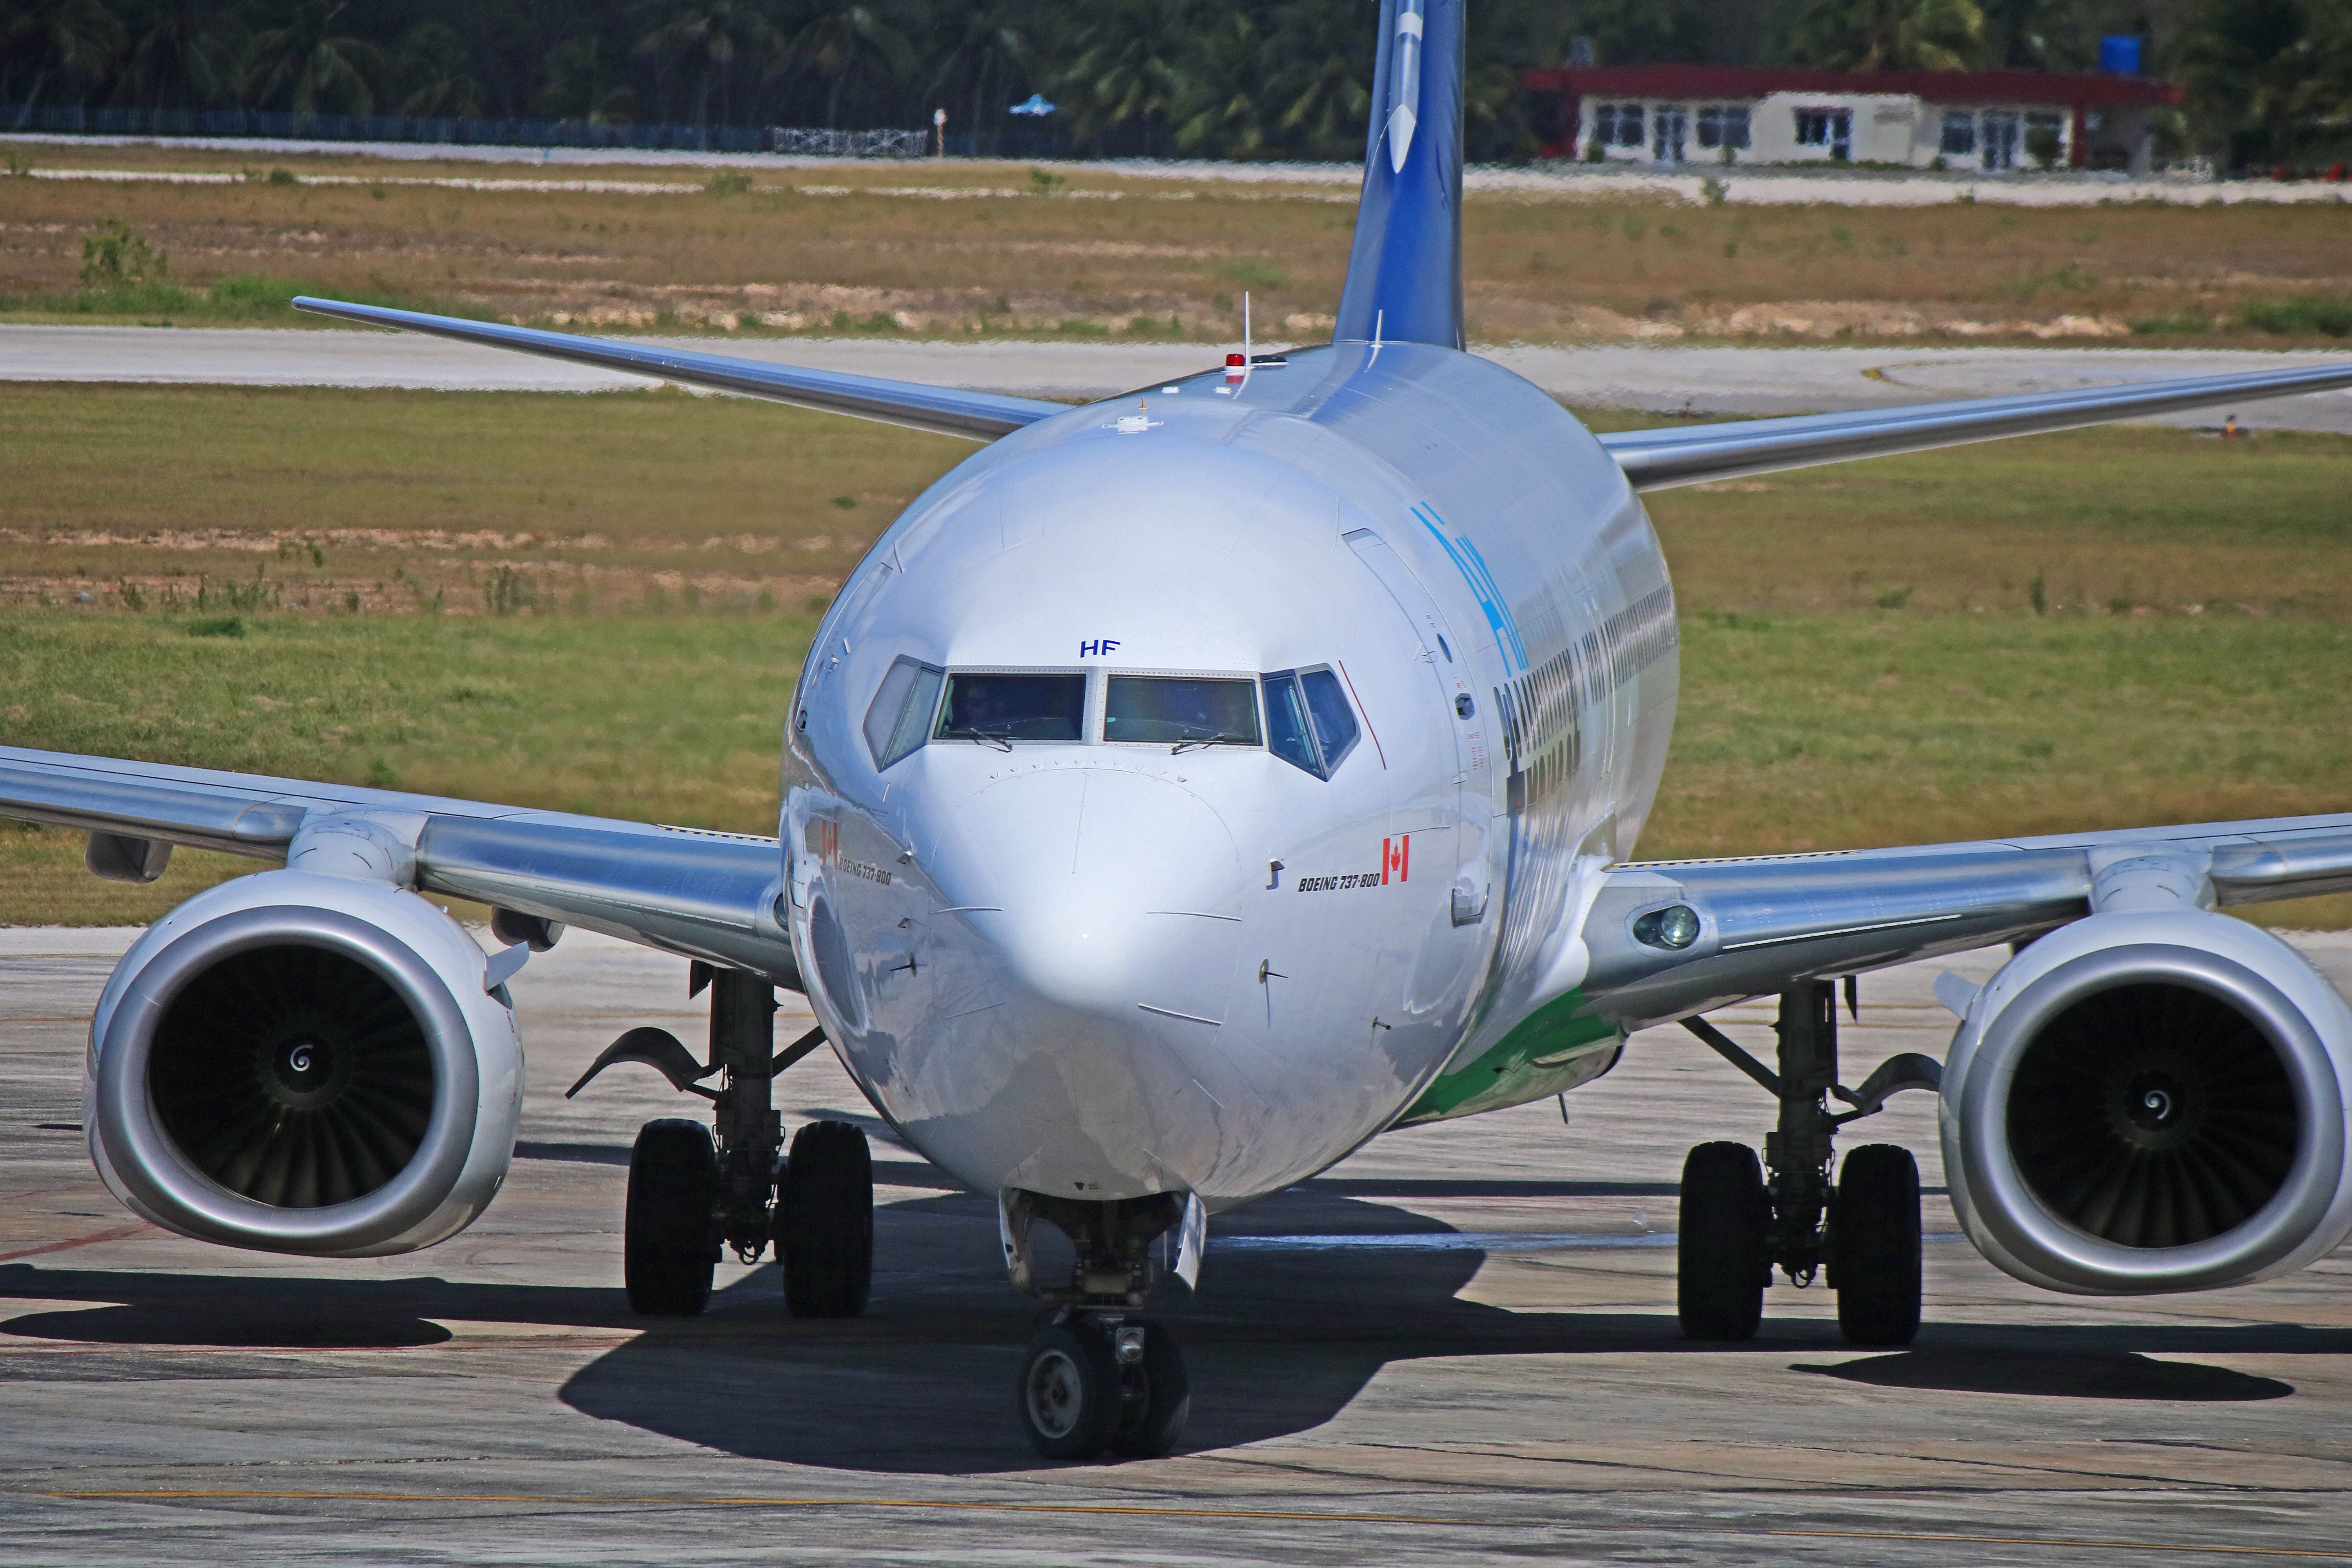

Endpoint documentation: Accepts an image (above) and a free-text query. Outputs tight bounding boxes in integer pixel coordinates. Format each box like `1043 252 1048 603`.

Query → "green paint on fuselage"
1394 988 1624 1125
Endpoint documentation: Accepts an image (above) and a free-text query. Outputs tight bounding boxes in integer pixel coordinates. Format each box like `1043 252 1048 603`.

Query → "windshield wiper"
1171 732 1250 755
942 726 1014 753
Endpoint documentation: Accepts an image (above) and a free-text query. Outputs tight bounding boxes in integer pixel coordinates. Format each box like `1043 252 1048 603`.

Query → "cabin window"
1261 666 1361 779
933 671 1085 744
1940 110 1976 156
1104 677 1261 748
863 657 944 769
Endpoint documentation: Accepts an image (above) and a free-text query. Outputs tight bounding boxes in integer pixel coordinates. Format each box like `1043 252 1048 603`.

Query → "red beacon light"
1224 353 1247 385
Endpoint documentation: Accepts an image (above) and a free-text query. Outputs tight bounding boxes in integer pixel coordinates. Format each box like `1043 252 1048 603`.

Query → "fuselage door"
1342 528 1492 919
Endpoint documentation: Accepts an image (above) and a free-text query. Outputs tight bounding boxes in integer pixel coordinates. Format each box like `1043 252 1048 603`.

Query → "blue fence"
3 103 1081 160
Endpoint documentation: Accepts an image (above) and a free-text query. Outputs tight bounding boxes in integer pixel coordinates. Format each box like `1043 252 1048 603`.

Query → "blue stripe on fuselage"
1412 503 1529 673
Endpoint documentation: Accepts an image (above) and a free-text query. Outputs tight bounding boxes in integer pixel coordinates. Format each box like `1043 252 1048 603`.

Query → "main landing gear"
1676 979 1941 1347
1002 1191 1194 1461
570 964 871 1318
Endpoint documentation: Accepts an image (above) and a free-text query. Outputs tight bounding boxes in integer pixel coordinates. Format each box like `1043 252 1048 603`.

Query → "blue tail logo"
1334 0 1463 350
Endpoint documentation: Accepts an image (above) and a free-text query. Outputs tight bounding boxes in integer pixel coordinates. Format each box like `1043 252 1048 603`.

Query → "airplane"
8 0 2352 1463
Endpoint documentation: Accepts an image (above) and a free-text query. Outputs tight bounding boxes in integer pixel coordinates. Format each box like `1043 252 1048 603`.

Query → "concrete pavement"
4 924 2350 1564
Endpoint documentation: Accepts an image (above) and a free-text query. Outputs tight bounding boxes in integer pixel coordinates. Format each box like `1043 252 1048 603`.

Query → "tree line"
3 0 2345 164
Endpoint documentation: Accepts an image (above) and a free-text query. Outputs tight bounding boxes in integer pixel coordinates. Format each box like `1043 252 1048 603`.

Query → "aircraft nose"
934 768 1244 1027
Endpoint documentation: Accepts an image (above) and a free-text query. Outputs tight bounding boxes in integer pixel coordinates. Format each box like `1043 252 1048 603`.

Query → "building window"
1592 102 1644 148
1653 105 1688 162
2025 110 2066 166
1980 109 2020 169
1940 111 1976 156
1695 105 1751 150
1794 107 1852 157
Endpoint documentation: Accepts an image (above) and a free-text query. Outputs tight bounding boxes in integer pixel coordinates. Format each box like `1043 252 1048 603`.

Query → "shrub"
2238 298 2352 338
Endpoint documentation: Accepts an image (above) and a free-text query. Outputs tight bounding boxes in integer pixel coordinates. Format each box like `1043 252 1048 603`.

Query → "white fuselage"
782 342 1679 1207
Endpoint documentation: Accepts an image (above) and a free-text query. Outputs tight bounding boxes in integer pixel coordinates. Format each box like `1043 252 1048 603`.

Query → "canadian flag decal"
1382 835 1410 885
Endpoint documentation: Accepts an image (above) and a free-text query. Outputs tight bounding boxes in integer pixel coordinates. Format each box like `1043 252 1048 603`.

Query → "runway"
4 925 2350 1564
7 324 2352 432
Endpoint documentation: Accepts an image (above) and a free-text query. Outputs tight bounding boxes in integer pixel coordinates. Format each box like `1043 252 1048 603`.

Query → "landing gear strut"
584 964 871 1318
1002 1192 1193 1460
1676 979 1936 1346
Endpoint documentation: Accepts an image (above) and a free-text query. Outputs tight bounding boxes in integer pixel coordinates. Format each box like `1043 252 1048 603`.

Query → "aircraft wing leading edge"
291 298 1065 442
0 744 796 982
1577 813 2352 1031
1598 359 2352 490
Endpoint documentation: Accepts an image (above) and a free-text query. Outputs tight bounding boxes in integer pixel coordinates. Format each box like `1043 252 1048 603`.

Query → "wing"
0 744 796 984
1575 811 2352 1028
1599 359 2352 491
291 298 1066 442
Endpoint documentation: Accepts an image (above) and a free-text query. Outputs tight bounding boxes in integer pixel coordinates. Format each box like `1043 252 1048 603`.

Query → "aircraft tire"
624 1118 719 1316
1832 1143 1923 1347
1106 1318 1191 1459
1017 1321 1119 1460
1677 1141 1769 1341
776 1118 873 1318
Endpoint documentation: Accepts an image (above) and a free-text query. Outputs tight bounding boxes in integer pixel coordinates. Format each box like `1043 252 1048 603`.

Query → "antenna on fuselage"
1241 292 1254 394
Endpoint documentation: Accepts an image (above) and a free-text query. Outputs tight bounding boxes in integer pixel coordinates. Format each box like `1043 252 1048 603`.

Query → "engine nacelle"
1942 909 2352 1294
84 870 524 1258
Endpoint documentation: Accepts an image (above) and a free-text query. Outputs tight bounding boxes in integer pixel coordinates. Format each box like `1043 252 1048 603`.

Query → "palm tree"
393 22 485 118
637 0 786 130
536 36 638 127
2176 0 2352 167
1174 5 1271 156
113 2 247 111
1267 0 1375 161
923 0 1033 155
2 0 127 110
1978 0 2088 71
1053 0 1206 156
1784 0 1987 73
785 3 914 131
244 0 383 116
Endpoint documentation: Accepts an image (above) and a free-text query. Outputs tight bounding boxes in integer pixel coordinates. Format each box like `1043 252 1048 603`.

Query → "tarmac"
7 324 2352 432
4 923 2351 1565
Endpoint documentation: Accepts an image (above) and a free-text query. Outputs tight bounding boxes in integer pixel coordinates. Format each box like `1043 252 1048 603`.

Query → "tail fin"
1333 0 1465 350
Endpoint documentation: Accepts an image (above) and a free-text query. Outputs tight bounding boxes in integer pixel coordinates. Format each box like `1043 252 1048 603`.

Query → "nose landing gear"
1016 1313 1192 1461
1675 980 1937 1346
1002 1191 1193 1459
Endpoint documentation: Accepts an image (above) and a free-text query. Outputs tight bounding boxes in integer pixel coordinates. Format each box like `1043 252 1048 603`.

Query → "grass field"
4 145 2350 347
3 379 2348 927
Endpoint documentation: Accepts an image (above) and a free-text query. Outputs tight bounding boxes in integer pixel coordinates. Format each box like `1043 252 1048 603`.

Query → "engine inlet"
2008 982 2297 1249
150 946 436 1209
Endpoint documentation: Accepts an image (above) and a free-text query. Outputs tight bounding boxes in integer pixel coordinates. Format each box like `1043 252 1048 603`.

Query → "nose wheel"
1016 1314 1190 1461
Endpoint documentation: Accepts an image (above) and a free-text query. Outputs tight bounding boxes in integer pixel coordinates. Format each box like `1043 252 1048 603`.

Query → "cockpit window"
934 672 1086 744
864 656 944 770
1299 668 1360 767
1261 666 1359 778
1104 677 1261 748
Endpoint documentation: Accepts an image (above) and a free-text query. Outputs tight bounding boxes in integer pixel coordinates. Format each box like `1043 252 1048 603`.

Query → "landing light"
1634 905 1700 950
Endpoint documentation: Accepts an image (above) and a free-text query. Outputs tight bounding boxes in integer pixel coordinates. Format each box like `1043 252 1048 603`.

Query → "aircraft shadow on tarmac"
0 1174 2330 1472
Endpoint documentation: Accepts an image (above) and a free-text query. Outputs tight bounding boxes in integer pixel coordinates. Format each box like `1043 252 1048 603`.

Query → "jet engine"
1941 909 2352 1294
84 869 525 1258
